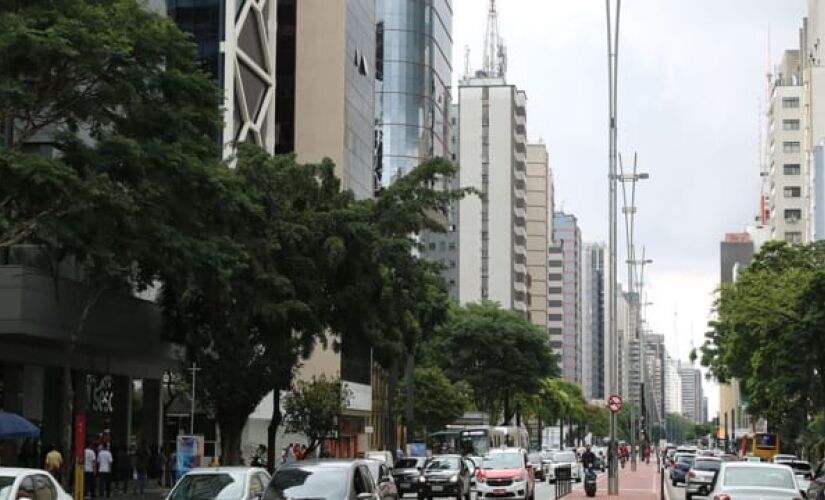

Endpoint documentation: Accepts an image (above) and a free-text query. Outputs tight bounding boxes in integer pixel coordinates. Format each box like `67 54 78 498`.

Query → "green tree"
698 241 825 449
427 302 559 424
0 0 228 477
396 367 472 438
283 376 351 456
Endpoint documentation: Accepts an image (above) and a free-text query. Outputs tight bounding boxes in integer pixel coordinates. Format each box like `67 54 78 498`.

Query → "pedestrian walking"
114 447 130 494
84 443 97 499
133 445 148 495
166 450 177 487
44 444 63 482
97 444 113 498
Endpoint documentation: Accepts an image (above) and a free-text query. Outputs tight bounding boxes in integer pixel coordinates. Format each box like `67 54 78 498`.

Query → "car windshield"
169 473 245 500
425 457 460 471
677 457 695 466
482 453 523 470
395 459 421 469
694 460 721 471
552 452 576 463
265 467 348 500
723 467 796 489
0 476 16 500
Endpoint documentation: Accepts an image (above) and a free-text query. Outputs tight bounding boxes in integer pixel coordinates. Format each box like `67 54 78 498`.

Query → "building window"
784 209 802 223
783 141 801 153
449 260 456 269
548 287 562 294
782 97 800 108
549 273 563 281
783 164 801 175
448 242 456 251
548 314 563 321
784 186 801 198
782 119 800 130
428 242 436 251
785 231 803 243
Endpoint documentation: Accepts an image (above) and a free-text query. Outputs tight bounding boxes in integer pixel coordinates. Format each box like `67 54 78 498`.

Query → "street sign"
608 394 623 413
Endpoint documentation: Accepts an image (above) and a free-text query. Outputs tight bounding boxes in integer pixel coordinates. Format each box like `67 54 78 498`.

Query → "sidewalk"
566 460 663 499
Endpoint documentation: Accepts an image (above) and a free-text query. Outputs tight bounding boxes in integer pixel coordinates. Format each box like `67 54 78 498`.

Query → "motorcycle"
584 466 598 497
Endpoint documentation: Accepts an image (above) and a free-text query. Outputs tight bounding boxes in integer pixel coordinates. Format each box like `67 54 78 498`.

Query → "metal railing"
554 465 573 498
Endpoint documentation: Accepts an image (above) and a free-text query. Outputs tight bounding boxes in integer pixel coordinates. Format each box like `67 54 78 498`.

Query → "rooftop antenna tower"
483 0 507 78
463 45 471 80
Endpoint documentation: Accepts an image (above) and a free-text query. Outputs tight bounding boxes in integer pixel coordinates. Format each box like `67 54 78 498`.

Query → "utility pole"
606 0 621 494
189 363 201 434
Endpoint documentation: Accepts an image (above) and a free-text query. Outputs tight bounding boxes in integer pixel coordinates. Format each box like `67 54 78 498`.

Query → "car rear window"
169 473 244 500
723 467 795 489
694 460 721 471
395 459 420 469
266 467 348 500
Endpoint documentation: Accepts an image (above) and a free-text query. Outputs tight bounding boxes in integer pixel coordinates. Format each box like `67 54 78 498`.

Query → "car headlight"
449 475 458 483
419 476 427 483
514 473 525 482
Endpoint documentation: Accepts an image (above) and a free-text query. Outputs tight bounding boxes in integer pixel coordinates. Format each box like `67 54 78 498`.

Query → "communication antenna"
463 45 471 80
483 0 507 78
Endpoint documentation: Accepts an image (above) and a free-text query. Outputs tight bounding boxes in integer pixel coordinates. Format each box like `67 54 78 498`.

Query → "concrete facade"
679 365 704 424
581 243 605 400
456 77 529 312
526 143 550 331
552 212 581 384
664 356 682 415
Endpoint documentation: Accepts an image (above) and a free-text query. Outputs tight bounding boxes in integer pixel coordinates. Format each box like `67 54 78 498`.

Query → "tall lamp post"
606 0 622 494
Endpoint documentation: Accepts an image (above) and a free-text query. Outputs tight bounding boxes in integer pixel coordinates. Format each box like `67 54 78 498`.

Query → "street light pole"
189 363 201 435
606 0 621 494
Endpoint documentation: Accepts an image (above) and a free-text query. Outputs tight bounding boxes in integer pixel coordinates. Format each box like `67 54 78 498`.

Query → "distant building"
679 365 704 424
665 356 683 415
553 212 582 384
581 243 605 400
703 397 709 424
525 144 551 331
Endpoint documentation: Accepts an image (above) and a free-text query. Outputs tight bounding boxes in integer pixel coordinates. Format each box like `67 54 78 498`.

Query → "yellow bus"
739 432 781 461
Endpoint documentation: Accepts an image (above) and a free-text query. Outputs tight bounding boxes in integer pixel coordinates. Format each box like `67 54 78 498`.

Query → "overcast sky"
451 0 808 415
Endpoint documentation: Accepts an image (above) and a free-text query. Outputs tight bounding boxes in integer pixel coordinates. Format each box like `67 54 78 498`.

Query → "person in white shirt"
97 444 113 498
84 444 97 498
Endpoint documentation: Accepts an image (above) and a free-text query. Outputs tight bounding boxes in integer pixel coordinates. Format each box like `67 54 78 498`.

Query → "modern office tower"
456 76 529 313
766 50 806 242
644 333 667 425
582 243 605 400
166 0 278 157
612 284 630 399
525 143 551 331
552 212 582 384
548 244 564 361
665 356 683 415
374 0 453 189
679 364 705 424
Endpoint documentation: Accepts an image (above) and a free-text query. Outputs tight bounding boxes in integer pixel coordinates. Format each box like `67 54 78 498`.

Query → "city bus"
739 432 781 461
458 426 531 457
428 429 461 454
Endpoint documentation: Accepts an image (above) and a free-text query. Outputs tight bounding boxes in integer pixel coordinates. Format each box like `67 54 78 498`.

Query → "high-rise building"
644 334 666 426
766 50 806 242
665 356 683 415
374 0 453 188
582 243 605 400
525 144 551 331
166 0 278 157
553 212 581 384
456 76 529 312
679 364 704 424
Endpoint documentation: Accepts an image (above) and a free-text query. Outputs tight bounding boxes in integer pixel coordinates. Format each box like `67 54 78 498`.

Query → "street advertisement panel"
406 442 426 457
176 435 204 480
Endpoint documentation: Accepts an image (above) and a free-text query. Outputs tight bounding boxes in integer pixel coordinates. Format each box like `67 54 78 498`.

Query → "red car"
475 448 535 500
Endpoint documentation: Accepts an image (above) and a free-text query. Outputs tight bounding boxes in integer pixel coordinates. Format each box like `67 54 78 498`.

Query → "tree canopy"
396 367 472 437
283 376 351 456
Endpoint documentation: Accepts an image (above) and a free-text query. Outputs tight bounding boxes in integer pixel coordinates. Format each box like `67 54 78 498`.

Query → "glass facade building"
375 0 453 188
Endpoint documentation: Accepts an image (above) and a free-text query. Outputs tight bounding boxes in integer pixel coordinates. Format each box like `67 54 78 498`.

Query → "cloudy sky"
451 0 808 415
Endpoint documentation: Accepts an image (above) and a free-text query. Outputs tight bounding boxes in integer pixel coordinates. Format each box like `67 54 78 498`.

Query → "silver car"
685 457 721 500
707 462 805 500
166 467 271 500
544 450 580 483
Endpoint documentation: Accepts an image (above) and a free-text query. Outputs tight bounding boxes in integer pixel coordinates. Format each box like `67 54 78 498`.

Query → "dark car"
418 455 472 500
527 453 545 481
366 460 399 500
264 459 381 500
685 457 721 500
671 455 696 486
393 458 426 496
806 459 825 500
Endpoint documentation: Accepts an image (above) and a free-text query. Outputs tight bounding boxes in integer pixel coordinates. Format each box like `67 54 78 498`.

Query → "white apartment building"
526 143 551 330
679 364 705 424
457 76 529 311
553 212 582 384
767 50 807 242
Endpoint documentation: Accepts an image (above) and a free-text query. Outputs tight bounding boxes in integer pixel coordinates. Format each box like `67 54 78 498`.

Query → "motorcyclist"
581 445 597 470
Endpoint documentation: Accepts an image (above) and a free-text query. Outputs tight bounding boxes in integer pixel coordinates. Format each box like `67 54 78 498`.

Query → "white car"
166 467 270 500
544 450 581 483
0 468 72 500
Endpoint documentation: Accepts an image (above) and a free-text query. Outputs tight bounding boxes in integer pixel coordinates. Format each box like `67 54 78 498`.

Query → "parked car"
806 459 825 500
418 455 472 500
167 467 270 500
0 468 72 500
393 457 426 497
544 450 580 484
476 448 535 500
265 460 380 500
366 460 399 500
773 454 799 464
670 454 696 486
707 462 806 500
685 456 721 500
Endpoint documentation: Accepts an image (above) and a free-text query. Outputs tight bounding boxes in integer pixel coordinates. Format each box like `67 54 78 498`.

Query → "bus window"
756 434 777 449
